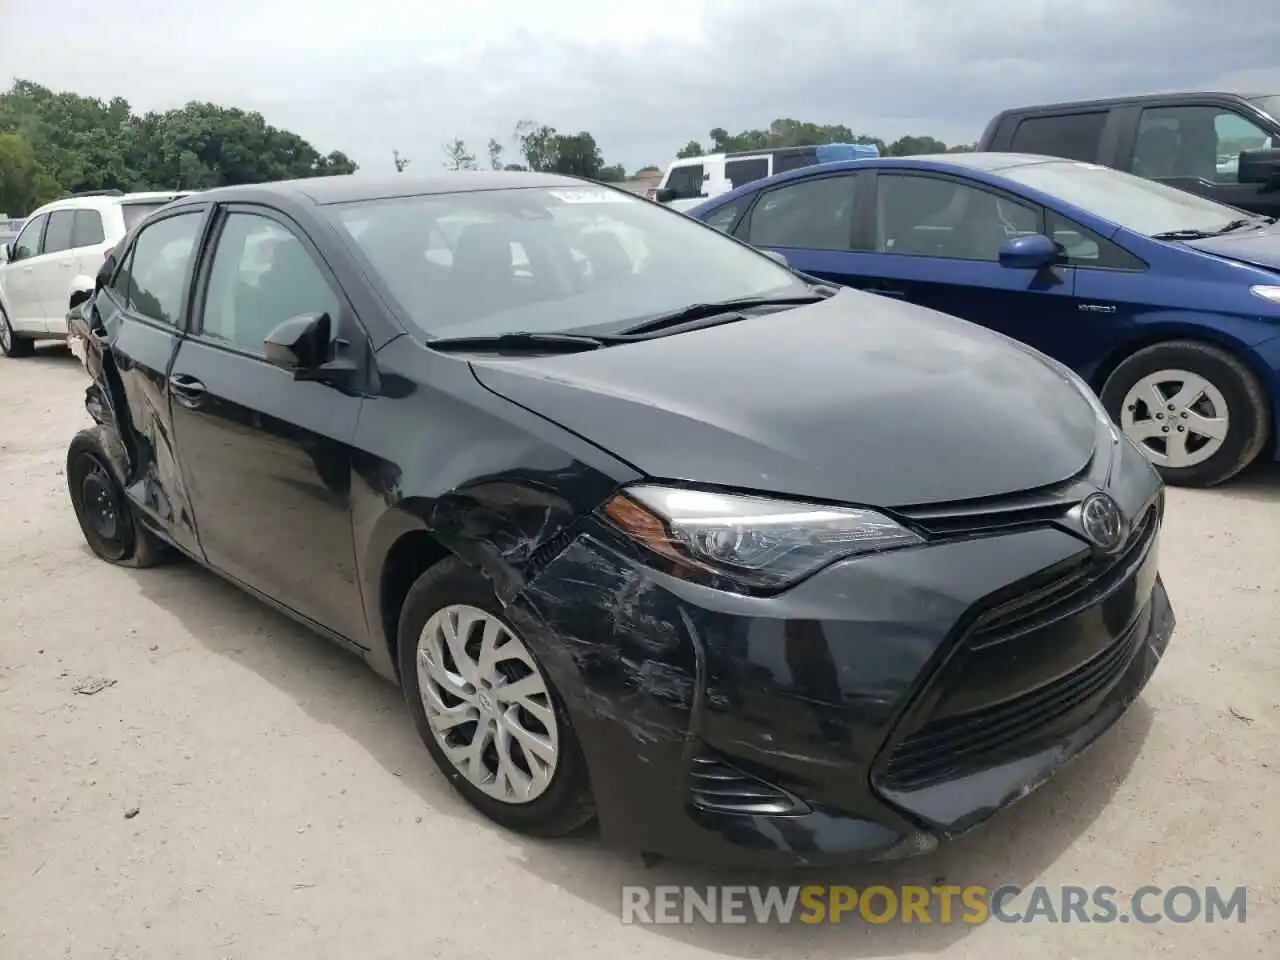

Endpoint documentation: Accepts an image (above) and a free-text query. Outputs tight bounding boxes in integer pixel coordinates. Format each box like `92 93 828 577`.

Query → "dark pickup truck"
978 91 1280 216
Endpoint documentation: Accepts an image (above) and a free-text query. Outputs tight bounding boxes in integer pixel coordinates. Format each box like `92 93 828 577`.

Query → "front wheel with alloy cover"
66 428 169 567
1101 340 1271 488
397 557 595 837
0 307 35 358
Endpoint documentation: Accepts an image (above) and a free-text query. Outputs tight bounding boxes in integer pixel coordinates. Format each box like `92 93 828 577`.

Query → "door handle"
168 374 207 408
872 287 907 298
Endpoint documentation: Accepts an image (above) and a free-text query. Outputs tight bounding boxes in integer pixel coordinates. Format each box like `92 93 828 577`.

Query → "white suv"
0 190 191 357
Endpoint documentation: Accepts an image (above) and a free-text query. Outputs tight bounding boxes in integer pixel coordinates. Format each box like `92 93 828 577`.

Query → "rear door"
34 210 79 327
92 205 209 557
1005 109 1116 163
1 213 50 331
1121 101 1280 217
166 204 368 643
840 171 1080 351
731 171 864 283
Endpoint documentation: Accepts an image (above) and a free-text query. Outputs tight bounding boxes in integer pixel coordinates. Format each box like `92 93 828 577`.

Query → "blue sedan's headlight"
602 485 922 589
1249 284 1280 305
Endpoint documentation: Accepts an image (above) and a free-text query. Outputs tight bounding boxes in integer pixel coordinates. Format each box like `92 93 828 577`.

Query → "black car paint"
77 173 1171 866
471 290 1101 506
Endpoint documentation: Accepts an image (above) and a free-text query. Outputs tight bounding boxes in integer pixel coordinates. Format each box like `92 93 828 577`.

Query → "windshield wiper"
1152 219 1259 241
427 331 624 354
617 293 829 337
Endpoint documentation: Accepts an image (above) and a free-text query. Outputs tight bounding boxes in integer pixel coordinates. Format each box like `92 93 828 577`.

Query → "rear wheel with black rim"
1100 340 1271 488
66 428 168 567
0 307 35 358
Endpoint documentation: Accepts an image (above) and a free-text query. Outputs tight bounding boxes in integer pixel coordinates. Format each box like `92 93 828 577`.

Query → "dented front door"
91 206 210 559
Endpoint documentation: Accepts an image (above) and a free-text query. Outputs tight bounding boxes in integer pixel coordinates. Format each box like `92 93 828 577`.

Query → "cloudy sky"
2 0 1278 175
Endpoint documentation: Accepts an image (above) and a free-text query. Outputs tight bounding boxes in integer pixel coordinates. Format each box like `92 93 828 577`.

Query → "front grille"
969 505 1156 649
877 505 1158 792
880 615 1145 790
688 753 808 816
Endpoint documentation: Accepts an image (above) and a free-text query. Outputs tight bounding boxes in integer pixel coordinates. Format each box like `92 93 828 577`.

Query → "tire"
65 428 169 568
0 306 35 358
397 557 595 837
1100 340 1271 488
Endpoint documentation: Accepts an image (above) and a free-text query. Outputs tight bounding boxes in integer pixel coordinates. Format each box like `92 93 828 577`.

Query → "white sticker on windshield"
547 188 635 204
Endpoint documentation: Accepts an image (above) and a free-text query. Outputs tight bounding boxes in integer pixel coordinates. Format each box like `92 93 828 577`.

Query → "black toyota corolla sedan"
68 171 1173 866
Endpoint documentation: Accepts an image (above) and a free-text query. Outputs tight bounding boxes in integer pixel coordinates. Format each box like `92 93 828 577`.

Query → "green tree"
596 164 627 182
886 135 949 156
0 132 59 215
552 131 604 178
675 140 703 159
442 138 477 171
633 165 660 176
701 118 886 155
487 138 504 170
0 79 358 197
393 149 411 172
515 120 559 172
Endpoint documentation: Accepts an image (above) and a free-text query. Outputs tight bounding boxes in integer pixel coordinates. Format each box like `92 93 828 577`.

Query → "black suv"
979 92 1280 216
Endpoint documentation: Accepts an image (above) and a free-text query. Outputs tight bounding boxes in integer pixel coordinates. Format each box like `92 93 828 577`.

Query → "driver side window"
876 175 1039 261
11 214 47 262
200 212 340 355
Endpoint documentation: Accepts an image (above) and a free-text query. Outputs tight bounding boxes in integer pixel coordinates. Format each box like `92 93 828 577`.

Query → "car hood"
1184 226 1280 272
469 291 1099 507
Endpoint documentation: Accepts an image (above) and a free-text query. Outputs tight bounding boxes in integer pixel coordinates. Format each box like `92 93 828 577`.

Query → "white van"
648 143 880 208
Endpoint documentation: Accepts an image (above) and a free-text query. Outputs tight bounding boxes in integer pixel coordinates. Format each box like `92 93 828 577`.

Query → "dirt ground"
2 346 1277 959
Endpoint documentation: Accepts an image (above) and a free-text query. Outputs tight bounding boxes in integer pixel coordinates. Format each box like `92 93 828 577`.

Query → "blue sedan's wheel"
1101 340 1270 487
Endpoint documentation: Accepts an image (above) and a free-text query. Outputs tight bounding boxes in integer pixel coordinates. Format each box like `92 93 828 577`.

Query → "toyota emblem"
1080 493 1127 553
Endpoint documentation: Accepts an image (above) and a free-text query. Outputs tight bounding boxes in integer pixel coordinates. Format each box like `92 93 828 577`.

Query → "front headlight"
600 485 922 589
1249 284 1280 305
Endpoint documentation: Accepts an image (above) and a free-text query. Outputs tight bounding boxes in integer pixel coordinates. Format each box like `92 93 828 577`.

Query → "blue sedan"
689 153 1280 487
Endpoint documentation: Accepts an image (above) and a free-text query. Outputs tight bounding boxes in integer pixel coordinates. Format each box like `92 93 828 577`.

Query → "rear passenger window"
72 210 105 248
745 175 858 250
1010 112 1107 162
773 149 816 174
200 212 340 355
119 213 203 325
725 157 769 189
42 211 75 254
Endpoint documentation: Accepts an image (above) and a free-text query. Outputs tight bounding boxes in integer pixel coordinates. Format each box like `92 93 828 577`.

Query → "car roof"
696 152 1065 203
31 190 194 216
178 171 590 208
991 90 1263 117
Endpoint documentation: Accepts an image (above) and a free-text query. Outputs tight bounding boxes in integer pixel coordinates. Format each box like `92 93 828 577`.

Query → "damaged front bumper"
511 498 1173 868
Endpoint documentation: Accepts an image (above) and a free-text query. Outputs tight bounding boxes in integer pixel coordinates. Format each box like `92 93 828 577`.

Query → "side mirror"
263 312 334 372
1238 148 1280 186
653 187 676 204
69 288 93 310
998 234 1060 269
760 249 789 267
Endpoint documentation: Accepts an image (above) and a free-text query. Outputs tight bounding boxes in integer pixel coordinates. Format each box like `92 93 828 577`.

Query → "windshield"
329 185 801 339
1248 95 1280 123
998 160 1250 237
